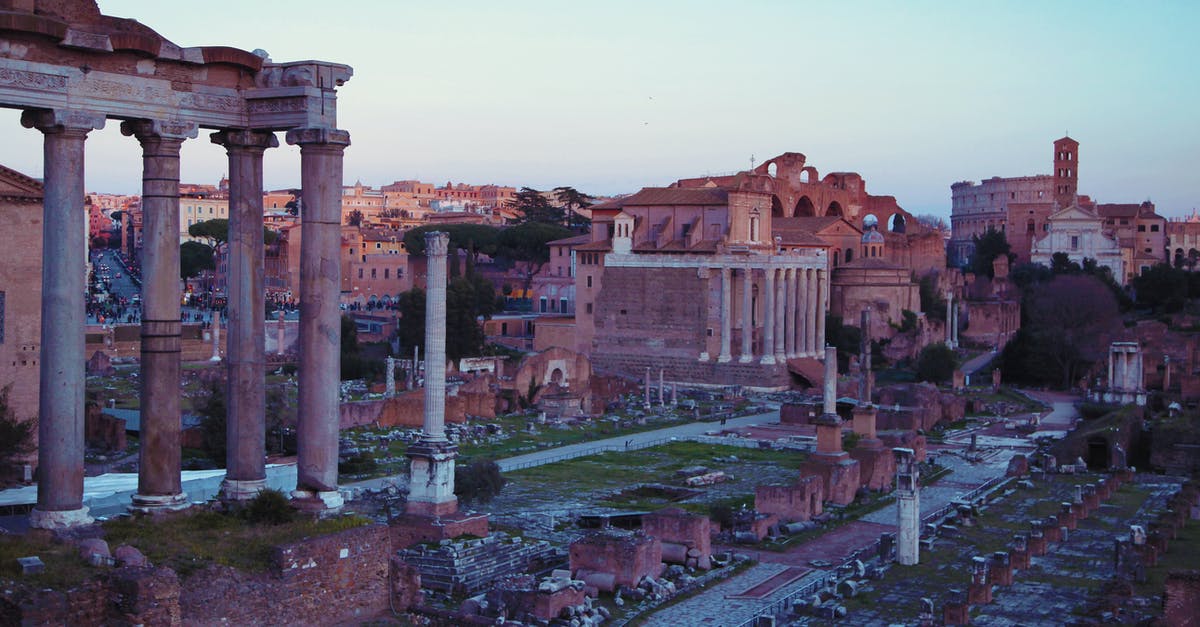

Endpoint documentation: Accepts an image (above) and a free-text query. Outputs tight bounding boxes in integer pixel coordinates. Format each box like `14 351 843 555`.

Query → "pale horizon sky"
2 1 1197 218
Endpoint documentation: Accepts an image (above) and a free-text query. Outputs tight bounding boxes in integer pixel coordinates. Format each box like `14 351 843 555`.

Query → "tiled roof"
575 239 613 252
604 187 730 208
547 234 592 246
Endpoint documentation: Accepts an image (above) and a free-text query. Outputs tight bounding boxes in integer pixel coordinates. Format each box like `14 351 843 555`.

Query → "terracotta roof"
1095 203 1141 218
607 187 730 207
547 234 592 247
575 239 613 252
0 164 44 201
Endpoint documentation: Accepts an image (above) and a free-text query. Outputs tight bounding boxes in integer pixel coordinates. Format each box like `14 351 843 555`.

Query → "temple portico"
1 2 352 527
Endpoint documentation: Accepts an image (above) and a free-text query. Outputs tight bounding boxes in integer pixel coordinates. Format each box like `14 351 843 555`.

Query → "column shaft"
740 269 753 362
718 267 732 362
774 268 787 360
761 267 776 364
289 128 350 502
816 269 827 352
124 120 193 507
784 268 796 358
423 232 449 440
213 130 277 500
25 110 103 526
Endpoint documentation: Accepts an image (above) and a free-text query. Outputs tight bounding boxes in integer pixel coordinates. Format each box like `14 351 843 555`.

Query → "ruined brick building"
0 165 43 441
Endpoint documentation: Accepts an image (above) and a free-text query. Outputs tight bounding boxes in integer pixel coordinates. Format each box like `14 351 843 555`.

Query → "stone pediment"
0 164 43 200
1047 204 1099 223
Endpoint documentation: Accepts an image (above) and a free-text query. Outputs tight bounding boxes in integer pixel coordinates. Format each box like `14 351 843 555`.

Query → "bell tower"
1053 136 1079 208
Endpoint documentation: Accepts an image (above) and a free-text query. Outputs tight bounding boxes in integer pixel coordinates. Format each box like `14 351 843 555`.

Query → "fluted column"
122 119 197 511
784 268 796 358
24 109 104 529
405 231 459 517
945 292 955 348
422 232 449 442
212 129 278 502
718 267 732 362
774 268 787 361
761 267 776 364
806 269 819 357
288 127 350 510
740 268 753 362
816 269 827 350
823 345 837 415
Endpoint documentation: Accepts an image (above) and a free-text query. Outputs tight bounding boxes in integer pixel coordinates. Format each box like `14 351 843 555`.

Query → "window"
371 268 377 279
384 269 389 279
1138 225 1146 232
586 276 593 288
1151 224 1160 232
1120 219 1129 225
560 298 568 312
585 303 593 314
539 297 547 313
1071 236 1079 250
358 268 363 279
1145 248 1152 254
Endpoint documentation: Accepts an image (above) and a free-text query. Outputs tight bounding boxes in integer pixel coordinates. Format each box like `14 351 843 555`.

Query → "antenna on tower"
749 154 756 170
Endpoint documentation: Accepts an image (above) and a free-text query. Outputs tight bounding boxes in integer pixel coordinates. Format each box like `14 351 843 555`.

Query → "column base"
760 355 777 365
209 354 221 362
131 492 190 513
219 478 267 502
29 506 94 530
291 489 345 512
738 355 754 364
698 352 710 362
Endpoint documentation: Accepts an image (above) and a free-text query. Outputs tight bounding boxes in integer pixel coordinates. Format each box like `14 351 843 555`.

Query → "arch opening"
827 201 843 217
794 196 815 217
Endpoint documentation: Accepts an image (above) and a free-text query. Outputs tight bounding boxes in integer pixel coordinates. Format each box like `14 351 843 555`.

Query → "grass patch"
0 533 100 590
103 509 372 579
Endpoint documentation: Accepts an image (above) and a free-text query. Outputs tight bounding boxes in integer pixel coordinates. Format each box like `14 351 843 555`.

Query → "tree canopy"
187 218 279 246
507 187 565 226
968 228 1014 277
180 240 215 279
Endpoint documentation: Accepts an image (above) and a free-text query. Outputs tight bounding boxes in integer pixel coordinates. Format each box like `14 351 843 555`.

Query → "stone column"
718 267 732 362
1107 346 1115 390
24 109 104 529
816 269 827 351
951 300 959 348
823 345 838 415
644 367 652 408
288 128 350 510
276 310 286 355
740 268 754 362
386 357 396 397
405 232 459 517
212 129 276 502
784 268 796 358
945 292 954 347
761 267 776 365
800 268 812 356
774 268 786 361
659 369 665 406
895 447 921 565
210 308 221 361
859 309 873 403
123 119 198 512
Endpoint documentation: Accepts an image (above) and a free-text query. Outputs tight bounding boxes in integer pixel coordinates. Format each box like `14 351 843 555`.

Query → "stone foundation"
569 529 664 591
1163 570 1200 627
390 512 491 550
643 507 713 570
398 533 557 594
849 440 895 492
590 353 792 390
801 453 861 506
755 475 824 522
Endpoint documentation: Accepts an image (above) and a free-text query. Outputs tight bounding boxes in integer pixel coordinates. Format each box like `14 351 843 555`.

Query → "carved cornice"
425 231 450 256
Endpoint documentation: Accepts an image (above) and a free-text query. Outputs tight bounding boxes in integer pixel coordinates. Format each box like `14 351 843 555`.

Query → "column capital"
120 118 199 142
425 231 450 256
211 128 279 152
285 127 350 148
21 108 106 134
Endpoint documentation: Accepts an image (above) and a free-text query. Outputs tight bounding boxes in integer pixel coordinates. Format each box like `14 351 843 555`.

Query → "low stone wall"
591 353 791 390
180 524 395 625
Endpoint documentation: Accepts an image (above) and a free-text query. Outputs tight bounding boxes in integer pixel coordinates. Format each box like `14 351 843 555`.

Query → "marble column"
774 268 787 361
816 269 827 352
823 345 838 415
213 129 276 502
718 267 733 362
1107 348 1115 390
123 119 197 512
210 309 221 361
288 128 350 510
740 268 754 362
24 109 104 529
761 267 776 364
799 268 811 357
276 310 286 355
784 268 797 358
405 232 459 517
386 357 396 397
896 447 921 565
807 269 819 358
945 292 954 347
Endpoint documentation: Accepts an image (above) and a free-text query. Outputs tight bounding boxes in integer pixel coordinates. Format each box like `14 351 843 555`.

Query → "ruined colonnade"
1 7 353 527
715 263 827 364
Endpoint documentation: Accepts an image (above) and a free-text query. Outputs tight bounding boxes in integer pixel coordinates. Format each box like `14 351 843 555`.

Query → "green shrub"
915 342 957 384
239 488 295 525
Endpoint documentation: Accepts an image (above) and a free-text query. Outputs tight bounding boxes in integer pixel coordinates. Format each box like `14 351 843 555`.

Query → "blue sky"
2 0 1196 217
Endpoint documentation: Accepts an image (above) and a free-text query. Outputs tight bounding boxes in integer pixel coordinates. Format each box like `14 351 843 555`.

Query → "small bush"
239 488 295 525
915 342 957 384
1077 402 1111 421
338 454 379 477
455 459 507 505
